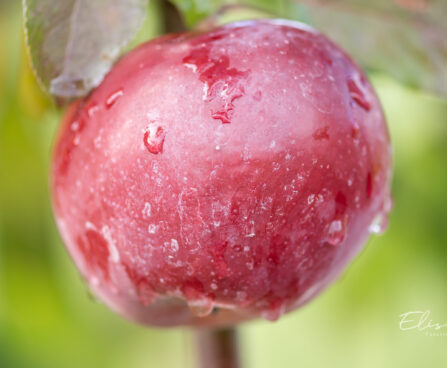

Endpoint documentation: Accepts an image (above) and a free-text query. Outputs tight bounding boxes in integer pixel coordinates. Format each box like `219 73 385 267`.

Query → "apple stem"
162 0 186 33
196 327 241 368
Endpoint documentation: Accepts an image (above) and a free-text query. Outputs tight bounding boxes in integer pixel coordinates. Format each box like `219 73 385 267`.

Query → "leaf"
23 0 148 99
172 0 292 26
195 4 273 30
170 0 223 26
287 0 447 98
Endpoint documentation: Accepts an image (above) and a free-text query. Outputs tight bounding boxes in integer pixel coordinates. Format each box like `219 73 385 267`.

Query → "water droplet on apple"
148 224 157 234
261 302 286 321
87 103 100 117
142 202 151 218
94 135 102 149
70 120 80 132
369 212 388 235
313 126 330 141
143 122 166 154
326 218 346 246
347 76 371 111
351 120 360 138
307 194 315 205
182 46 248 125
187 297 215 317
170 238 179 252
101 225 120 263
245 220 256 237
105 88 123 108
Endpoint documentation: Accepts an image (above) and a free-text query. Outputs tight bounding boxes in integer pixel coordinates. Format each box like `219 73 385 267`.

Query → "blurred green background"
1 1 447 367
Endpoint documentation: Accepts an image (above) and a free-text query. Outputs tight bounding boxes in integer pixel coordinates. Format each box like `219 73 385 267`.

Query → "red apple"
51 19 392 327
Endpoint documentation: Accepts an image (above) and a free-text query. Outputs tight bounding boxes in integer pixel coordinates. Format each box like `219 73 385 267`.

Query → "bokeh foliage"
1 1 447 367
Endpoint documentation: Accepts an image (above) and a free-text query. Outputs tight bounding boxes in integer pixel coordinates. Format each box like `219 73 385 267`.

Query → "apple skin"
51 19 392 327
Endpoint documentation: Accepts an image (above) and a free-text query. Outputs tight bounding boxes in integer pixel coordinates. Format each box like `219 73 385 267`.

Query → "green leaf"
287 0 447 98
170 0 224 26
22 0 149 99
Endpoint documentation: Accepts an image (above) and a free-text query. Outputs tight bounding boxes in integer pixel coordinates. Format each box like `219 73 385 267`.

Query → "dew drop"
184 63 198 73
70 120 80 132
326 219 346 246
187 297 215 317
87 103 100 117
351 120 360 139
245 220 256 238
105 88 123 108
369 212 389 235
182 46 248 124
170 238 179 252
313 126 330 140
101 226 120 263
347 77 371 111
307 194 315 205
108 240 120 263
246 260 254 270
85 221 96 230
94 136 102 148
148 224 157 234
142 202 151 218
261 302 286 322
143 122 166 154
